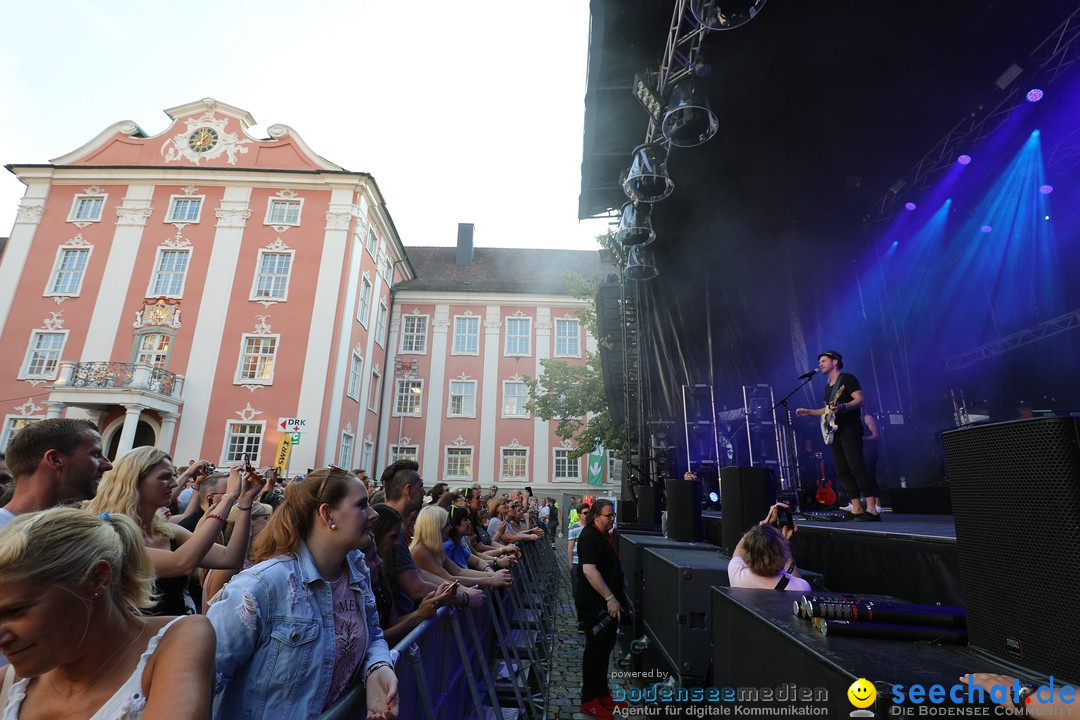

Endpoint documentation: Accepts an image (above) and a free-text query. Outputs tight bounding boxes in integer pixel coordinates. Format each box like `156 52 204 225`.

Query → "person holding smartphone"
728 503 811 592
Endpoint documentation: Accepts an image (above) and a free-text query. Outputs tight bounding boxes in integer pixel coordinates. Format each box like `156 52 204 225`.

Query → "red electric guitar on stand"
814 451 837 506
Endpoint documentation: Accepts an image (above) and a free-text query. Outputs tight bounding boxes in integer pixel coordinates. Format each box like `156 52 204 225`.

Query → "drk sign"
278 418 307 433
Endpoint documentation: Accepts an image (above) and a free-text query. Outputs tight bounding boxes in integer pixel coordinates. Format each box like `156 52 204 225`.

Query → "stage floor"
796 511 958 541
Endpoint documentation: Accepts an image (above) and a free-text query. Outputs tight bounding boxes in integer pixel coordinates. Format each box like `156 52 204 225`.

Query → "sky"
0 0 613 250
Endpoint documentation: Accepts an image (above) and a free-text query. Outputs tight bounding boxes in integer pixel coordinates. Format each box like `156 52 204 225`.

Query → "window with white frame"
366 229 378 257
361 441 374 471
368 368 382 412
347 352 363 400
553 449 581 480
502 381 529 417
266 198 302 226
135 332 171 368
394 379 423 416
251 251 293 301
46 247 91 296
501 448 528 481
339 431 355 468
166 196 203 223
390 445 418 462
225 422 263 463
452 315 480 354
448 380 476 417
445 447 473 479
400 315 428 354
505 317 531 356
20 331 67 379
69 194 105 222
236 335 278 384
554 318 581 357
375 302 388 346
357 276 373 326
379 256 393 285
1 416 40 452
149 249 190 297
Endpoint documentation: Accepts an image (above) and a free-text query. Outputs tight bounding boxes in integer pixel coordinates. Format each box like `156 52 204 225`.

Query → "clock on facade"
187 127 219 153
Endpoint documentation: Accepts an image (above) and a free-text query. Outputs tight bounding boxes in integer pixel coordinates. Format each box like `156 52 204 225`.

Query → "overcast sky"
0 0 613 250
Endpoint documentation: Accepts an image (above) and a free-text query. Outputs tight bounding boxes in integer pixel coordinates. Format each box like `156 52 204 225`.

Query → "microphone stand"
771 374 816 519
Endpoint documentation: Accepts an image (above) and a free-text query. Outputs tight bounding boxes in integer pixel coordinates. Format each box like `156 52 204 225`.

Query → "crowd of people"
0 420 565 719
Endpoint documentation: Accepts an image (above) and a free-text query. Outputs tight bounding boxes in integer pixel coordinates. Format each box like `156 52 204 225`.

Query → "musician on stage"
796 350 881 521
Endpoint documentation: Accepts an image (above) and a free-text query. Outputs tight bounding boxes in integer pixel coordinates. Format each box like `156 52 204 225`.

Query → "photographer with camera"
728 503 811 592
575 499 629 719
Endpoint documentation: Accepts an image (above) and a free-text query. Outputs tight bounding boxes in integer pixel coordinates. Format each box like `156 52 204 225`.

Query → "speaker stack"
719 465 776 555
944 416 1080 683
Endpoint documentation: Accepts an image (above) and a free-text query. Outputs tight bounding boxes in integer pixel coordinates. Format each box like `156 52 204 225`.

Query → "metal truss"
874 6 1080 223
944 309 1080 370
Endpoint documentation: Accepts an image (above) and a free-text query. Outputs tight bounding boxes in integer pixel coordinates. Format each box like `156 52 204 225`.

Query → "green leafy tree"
524 259 626 460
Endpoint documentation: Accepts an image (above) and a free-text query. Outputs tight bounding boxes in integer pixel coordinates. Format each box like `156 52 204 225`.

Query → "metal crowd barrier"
320 538 559 720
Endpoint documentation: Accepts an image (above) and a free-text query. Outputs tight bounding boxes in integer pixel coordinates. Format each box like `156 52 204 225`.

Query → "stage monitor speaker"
944 417 1080 683
664 478 702 541
719 465 776 555
642 546 729 678
635 483 662 526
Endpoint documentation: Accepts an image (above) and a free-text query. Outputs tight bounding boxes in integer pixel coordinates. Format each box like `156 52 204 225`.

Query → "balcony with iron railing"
48 361 185 414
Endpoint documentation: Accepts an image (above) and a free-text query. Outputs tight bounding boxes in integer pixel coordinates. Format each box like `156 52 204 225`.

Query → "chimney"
455 223 474 266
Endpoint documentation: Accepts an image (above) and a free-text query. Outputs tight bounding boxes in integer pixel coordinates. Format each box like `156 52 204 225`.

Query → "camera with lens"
774 505 794 531
589 602 633 637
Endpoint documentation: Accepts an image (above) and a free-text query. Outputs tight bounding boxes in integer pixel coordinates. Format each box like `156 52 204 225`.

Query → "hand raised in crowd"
761 502 797 540
240 464 268 501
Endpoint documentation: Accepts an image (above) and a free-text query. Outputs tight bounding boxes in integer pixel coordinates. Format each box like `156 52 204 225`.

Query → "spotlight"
891 241 899 248
690 0 769 31
621 141 674 203
661 77 718 148
708 491 720 503
1026 88 1044 103
980 225 993 233
623 245 659 281
1039 185 1053 194
616 202 656 247
957 154 972 165
904 202 917 211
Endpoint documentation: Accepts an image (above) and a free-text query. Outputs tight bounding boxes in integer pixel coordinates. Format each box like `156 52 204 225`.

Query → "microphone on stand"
798 369 818 380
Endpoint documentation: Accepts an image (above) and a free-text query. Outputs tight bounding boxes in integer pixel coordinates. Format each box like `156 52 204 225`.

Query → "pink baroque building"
0 99 411 473
381 225 610 493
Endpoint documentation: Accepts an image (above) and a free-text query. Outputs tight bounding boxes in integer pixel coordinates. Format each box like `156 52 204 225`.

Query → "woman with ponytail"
206 466 397 719
0 507 213 718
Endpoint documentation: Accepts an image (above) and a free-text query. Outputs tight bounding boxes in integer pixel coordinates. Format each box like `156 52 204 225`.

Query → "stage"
701 510 964 605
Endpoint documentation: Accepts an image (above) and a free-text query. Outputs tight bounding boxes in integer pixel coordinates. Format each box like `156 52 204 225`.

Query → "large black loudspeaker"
664 479 703 541
943 417 1080 683
719 466 776 555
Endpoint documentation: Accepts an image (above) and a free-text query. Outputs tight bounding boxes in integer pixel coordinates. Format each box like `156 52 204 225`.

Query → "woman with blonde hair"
410 505 514 590
87 446 265 615
207 466 397 719
0 507 213 718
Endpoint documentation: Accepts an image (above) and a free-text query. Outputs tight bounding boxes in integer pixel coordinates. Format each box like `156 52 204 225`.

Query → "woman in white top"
0 506 213 719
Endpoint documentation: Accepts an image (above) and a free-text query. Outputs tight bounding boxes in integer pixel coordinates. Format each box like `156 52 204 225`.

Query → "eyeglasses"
599 513 615 518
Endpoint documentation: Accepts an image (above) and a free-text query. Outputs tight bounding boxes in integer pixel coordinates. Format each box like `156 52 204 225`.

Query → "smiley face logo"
848 678 877 708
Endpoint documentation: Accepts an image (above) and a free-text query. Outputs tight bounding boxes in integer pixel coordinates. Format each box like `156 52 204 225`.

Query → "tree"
524 262 626 460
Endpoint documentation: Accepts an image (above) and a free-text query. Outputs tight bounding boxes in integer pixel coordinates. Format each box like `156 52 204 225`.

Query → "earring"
331 523 338 530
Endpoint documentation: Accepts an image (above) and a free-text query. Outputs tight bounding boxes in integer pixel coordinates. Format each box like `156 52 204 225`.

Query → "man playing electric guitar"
796 350 881 521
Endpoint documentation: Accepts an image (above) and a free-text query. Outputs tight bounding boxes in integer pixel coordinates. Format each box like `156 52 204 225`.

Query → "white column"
477 307 502 484
44 402 65 419
422 306 450 482
117 405 144 457
158 412 179 452
533 308 552 485
83 186 154 361
174 188 251 461
0 184 48 336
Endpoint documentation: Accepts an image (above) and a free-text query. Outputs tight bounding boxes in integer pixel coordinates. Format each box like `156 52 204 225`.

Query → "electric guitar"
814 451 837 506
820 384 845 445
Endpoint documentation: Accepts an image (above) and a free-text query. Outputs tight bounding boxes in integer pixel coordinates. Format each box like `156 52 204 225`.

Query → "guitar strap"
826 375 845 405
775 574 790 590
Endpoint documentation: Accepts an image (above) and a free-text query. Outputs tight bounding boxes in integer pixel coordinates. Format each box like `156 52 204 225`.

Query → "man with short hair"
0 418 113 527
381 459 484 608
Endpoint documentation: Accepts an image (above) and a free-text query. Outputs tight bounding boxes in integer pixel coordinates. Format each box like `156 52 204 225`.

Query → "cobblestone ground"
545 534 624 720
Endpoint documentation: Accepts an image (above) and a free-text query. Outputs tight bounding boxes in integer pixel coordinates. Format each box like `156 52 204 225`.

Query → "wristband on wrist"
365 660 393 681
237 505 252 511
206 512 228 523
604 594 615 602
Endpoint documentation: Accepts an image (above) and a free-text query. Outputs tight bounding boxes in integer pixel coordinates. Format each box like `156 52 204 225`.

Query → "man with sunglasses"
575 499 629 719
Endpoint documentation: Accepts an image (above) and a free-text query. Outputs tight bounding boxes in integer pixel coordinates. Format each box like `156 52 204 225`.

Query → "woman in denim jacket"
207 466 397 719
